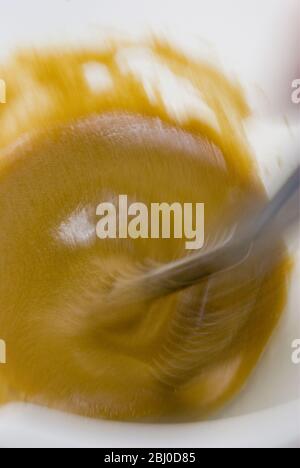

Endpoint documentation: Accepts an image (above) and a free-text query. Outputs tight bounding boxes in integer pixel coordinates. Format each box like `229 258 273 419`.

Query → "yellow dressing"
0 39 291 421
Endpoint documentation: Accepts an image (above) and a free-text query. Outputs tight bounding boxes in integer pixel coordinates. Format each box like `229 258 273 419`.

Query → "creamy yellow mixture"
0 39 291 421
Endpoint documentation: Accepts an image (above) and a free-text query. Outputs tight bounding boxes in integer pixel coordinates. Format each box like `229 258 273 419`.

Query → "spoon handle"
251 165 300 240
116 165 300 303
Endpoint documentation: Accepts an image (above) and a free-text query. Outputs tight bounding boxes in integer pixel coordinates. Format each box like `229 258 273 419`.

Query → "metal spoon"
108 165 300 304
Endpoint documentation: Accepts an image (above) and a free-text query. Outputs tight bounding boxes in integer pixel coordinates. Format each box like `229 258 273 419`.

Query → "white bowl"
0 0 299 448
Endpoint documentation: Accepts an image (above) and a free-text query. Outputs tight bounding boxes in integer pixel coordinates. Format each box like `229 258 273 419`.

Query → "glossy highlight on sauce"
0 38 291 421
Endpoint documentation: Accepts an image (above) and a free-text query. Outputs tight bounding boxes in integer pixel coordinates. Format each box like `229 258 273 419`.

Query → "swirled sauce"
0 39 291 421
